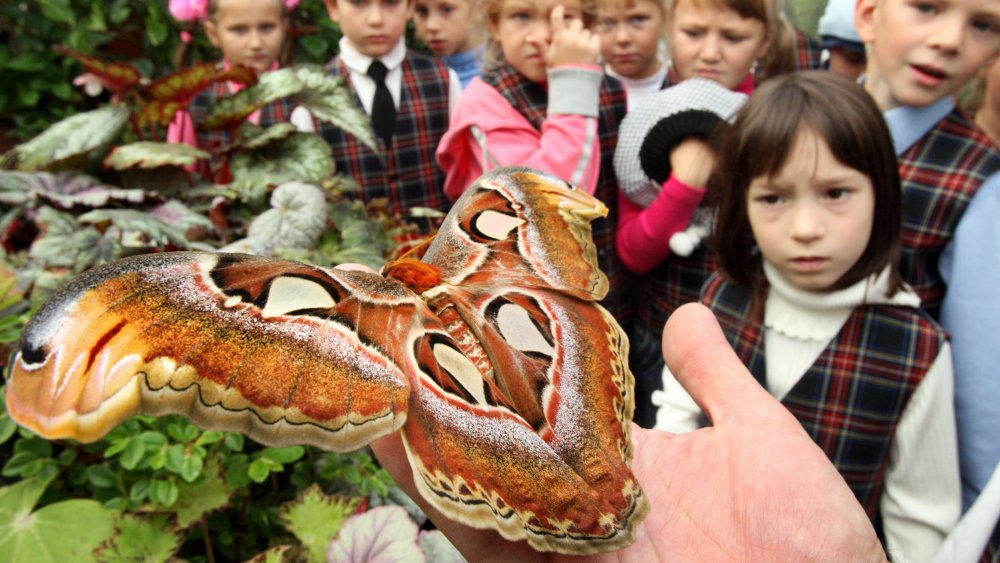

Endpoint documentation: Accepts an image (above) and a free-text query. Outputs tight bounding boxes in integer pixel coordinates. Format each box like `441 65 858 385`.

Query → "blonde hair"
482 0 600 70
667 0 795 82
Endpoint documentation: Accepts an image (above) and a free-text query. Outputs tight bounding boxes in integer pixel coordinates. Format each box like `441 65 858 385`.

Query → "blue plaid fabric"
898 108 1000 317
703 273 943 516
320 52 451 233
189 79 295 177
482 64 634 325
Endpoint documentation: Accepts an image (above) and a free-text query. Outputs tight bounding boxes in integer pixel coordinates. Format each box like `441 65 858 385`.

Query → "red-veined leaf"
54 46 143 94
104 142 209 170
144 62 257 103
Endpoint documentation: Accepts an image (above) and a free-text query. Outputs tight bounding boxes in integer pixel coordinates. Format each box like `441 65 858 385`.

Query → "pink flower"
284 0 300 8
73 73 107 97
168 0 208 22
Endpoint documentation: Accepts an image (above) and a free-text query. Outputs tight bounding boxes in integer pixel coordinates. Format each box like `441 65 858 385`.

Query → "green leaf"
179 454 203 483
219 182 328 255
128 480 150 503
78 209 190 249
231 132 334 186
40 0 76 25
299 36 329 59
10 104 129 171
104 142 208 170
119 438 146 470
261 446 306 464
203 68 303 130
279 485 361 563
247 459 273 483
223 433 244 451
0 478 115 563
87 464 118 489
171 458 234 529
240 122 299 150
149 479 179 508
291 65 377 151
144 13 168 46
93 514 181 563
194 431 224 447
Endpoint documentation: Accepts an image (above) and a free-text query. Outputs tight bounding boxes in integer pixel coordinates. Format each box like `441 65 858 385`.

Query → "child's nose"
927 15 963 53
789 203 824 241
701 36 721 60
368 6 385 26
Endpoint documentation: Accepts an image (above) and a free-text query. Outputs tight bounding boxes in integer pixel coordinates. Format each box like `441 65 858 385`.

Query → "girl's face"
669 0 770 90
414 0 479 56
491 0 587 83
746 127 875 292
204 0 287 73
596 0 667 80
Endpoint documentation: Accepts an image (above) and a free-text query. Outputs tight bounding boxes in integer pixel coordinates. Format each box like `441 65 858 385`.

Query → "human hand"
537 5 600 69
372 303 888 561
669 138 715 189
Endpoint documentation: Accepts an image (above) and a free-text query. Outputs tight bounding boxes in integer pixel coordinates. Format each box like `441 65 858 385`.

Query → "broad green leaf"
240 122 299 150
0 261 25 310
280 485 361 563
40 0 76 25
78 209 190 249
231 132 334 186
93 514 181 563
325 506 424 563
260 446 306 464
202 68 302 131
104 142 208 170
0 171 155 209
171 458 234 529
220 182 328 255
292 65 376 151
0 478 115 563
10 104 129 171
149 479 179 508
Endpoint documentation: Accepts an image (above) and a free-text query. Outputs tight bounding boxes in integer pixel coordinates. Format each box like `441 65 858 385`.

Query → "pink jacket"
616 74 755 273
436 74 602 201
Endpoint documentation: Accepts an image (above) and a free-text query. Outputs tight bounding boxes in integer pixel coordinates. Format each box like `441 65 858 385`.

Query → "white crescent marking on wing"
260 276 336 319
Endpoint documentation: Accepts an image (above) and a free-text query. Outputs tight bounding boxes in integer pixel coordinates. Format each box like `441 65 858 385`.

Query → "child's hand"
670 138 716 189
540 5 600 69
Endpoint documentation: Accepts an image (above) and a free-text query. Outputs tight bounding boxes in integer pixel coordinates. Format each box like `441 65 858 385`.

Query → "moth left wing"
6 252 421 450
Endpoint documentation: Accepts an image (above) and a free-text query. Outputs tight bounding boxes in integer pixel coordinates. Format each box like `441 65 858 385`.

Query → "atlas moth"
5 167 650 554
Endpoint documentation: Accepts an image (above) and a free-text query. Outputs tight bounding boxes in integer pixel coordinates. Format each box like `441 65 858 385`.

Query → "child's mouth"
911 64 947 84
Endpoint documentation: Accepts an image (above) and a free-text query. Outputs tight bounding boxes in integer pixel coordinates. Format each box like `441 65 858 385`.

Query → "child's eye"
723 32 747 43
824 188 850 200
441 4 455 14
972 17 1000 34
596 18 616 32
230 25 249 34
754 193 783 205
415 6 429 16
510 11 530 21
682 27 703 39
628 15 650 28
912 1 938 14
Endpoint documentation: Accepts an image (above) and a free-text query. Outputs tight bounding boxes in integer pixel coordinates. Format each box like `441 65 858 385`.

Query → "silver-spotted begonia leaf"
103 142 209 170
326 506 426 563
8 104 129 171
220 182 328 255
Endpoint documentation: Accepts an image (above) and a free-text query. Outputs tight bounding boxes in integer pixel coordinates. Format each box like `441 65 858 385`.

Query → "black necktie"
367 60 395 148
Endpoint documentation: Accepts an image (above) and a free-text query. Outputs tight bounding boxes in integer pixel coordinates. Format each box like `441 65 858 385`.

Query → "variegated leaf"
8 105 130 172
104 142 209 170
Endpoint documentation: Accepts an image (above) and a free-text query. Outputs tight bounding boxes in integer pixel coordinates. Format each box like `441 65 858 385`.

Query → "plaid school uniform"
898 109 1000 317
189 79 295 177
321 52 451 233
482 64 634 325
792 29 824 71
702 273 944 516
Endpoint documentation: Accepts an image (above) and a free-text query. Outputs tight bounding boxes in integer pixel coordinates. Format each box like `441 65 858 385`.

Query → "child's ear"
324 0 341 23
203 19 222 48
854 0 878 44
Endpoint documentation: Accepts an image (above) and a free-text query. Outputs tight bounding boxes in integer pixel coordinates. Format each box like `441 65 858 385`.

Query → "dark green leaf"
150 479 179 507
261 446 305 465
129 480 151 502
86 464 118 489
40 0 76 25
120 437 146 470
179 454 204 483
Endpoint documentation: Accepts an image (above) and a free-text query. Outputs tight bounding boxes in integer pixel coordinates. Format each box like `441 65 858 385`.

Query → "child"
412 0 486 87
595 0 669 109
168 0 310 176
654 71 960 560
615 0 794 427
817 0 866 80
320 0 462 233
435 0 633 323
854 0 1000 516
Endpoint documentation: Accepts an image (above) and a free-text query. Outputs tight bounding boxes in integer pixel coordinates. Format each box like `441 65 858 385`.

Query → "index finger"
661 303 775 425
549 4 566 36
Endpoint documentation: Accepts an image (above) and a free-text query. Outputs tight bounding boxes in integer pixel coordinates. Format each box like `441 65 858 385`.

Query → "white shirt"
336 37 461 119
607 64 669 112
653 265 961 562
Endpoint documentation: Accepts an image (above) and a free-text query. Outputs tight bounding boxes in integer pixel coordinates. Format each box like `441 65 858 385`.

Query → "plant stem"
201 517 216 563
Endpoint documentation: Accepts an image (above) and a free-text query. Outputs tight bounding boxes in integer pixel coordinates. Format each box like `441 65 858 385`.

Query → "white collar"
337 37 407 75
763 262 920 341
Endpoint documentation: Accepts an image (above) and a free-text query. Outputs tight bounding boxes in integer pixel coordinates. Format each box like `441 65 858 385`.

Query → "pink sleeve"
483 114 601 194
616 173 707 274
166 110 199 148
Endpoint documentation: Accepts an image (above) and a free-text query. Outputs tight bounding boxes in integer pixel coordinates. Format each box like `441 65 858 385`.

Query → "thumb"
661 303 773 425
